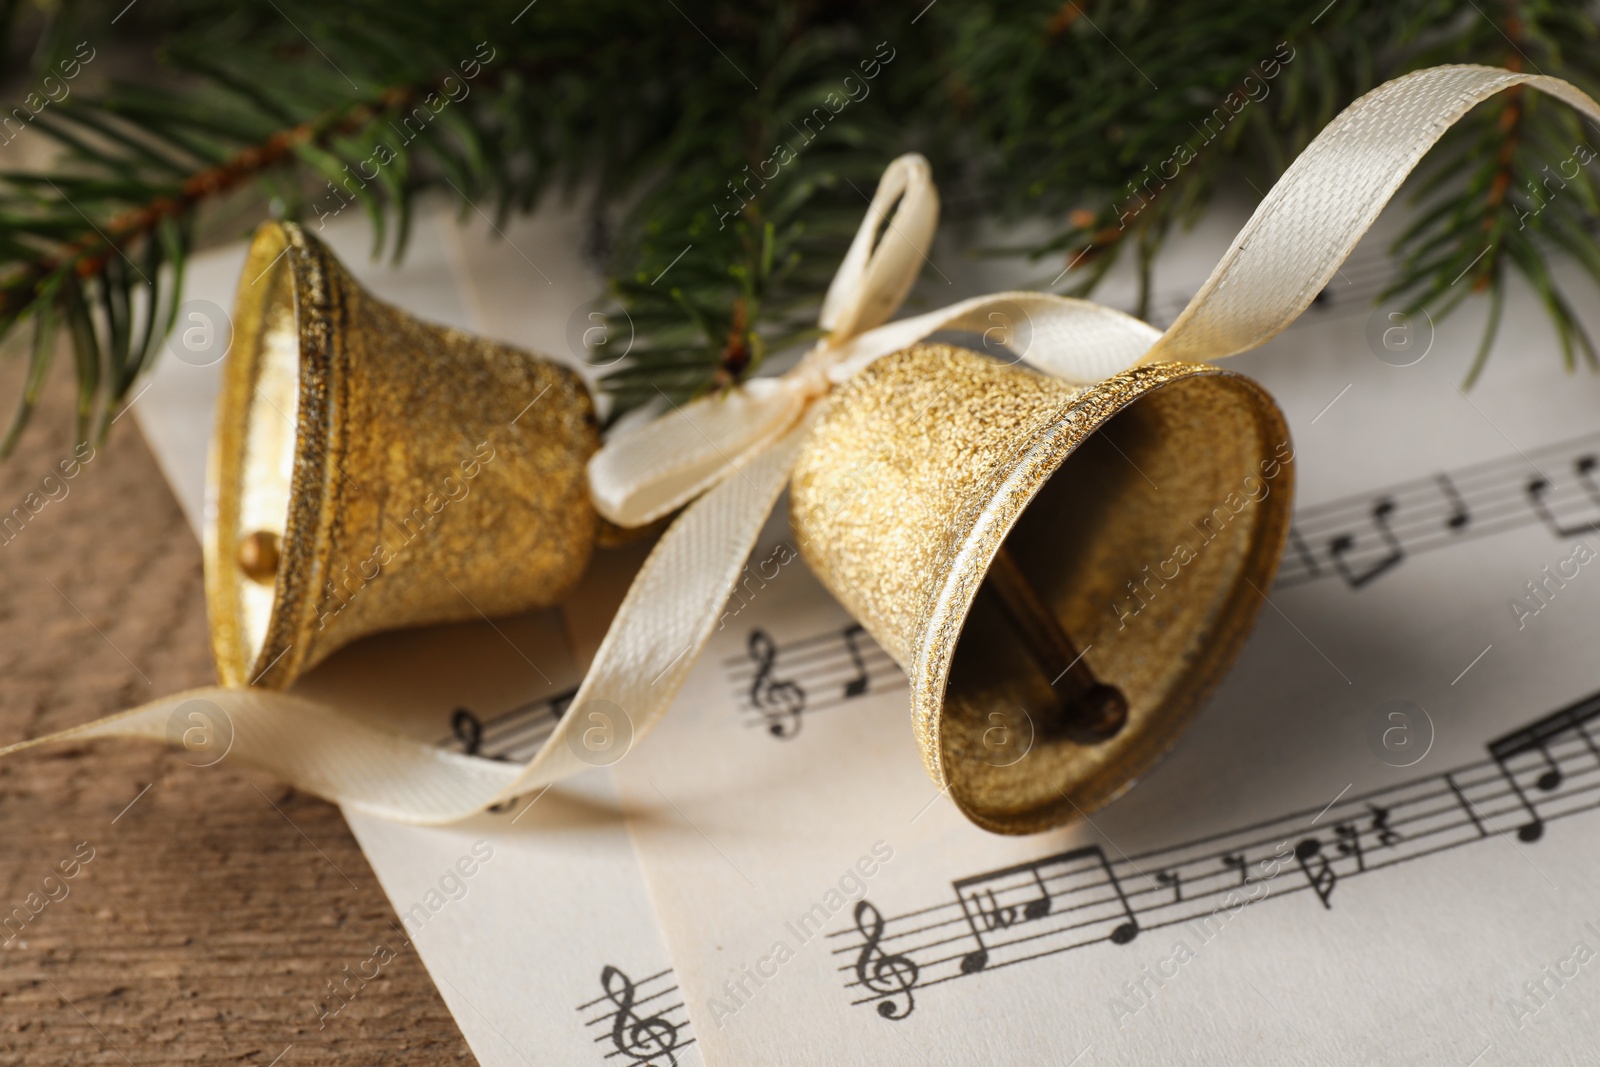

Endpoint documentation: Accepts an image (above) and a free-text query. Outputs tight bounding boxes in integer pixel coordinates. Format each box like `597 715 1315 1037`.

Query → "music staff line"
1277 430 1600 590
842 785 1600 1012
438 624 901 763
580 978 680 1030
721 433 1600 742
440 687 575 762
435 431 1600 765
1285 437 1600 545
832 689 1600 1019
725 624 905 738
577 965 693 1067
1292 470 1548 550
845 759 1583 981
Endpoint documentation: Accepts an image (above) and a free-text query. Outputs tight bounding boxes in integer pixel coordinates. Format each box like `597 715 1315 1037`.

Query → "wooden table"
0 364 475 1064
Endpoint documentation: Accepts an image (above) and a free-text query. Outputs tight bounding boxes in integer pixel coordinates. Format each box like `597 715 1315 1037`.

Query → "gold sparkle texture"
791 345 1293 834
206 222 600 689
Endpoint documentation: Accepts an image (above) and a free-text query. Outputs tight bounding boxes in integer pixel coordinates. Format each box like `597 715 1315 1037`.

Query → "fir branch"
0 82 424 451
0 0 1598 460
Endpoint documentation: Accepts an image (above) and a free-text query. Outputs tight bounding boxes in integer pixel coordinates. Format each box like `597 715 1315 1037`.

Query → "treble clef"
853 900 918 1020
600 965 680 1066
748 629 807 738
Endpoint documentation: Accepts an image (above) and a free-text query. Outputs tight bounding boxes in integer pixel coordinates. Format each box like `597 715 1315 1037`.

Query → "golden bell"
790 344 1293 834
205 221 600 689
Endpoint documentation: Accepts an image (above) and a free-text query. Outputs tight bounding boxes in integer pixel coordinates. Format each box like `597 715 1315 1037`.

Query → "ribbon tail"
504 420 810 799
0 414 801 823
0 686 522 823
0 427 804 823
1143 66 1600 366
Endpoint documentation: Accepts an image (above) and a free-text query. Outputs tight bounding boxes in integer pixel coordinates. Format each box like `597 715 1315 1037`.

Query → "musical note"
841 687 1600 1021
853 901 918 1019
1294 838 1337 909
1089 847 1139 946
1328 498 1405 589
1492 758 1546 844
1271 431 1600 594
1021 867 1052 922
1533 747 1563 792
598 965 681 1066
1578 454 1600 507
956 887 1000 974
450 708 483 755
1369 804 1399 848
958 945 988 974
747 629 808 738
1156 870 1182 903
1437 473 1471 531
969 870 1051 935
1527 470 1600 539
951 845 1135 977
973 888 1014 931
1334 823 1365 872
841 623 871 699
1486 706 1584 842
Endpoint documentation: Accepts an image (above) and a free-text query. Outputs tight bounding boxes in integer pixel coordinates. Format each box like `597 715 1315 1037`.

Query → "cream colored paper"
134 207 702 1067
611 218 1600 1064
115 64 1600 1066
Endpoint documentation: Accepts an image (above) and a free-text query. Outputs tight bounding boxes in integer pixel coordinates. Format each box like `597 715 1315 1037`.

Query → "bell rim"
906 359 1294 835
205 220 342 689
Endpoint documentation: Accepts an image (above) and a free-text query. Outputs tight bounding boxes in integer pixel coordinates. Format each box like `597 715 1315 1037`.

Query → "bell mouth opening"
205 222 332 687
932 368 1292 835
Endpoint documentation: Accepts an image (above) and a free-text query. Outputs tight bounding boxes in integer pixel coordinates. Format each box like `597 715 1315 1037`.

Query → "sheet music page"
132 188 1600 1065
610 221 1600 1065
133 205 702 1067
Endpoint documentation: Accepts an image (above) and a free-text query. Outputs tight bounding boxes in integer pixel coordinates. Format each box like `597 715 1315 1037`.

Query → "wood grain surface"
0 362 476 1065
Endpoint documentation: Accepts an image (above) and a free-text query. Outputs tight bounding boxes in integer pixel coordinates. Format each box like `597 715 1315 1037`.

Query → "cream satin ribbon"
6 66 1597 823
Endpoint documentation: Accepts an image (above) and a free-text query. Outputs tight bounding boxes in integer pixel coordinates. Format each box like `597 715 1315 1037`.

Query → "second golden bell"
791 344 1294 834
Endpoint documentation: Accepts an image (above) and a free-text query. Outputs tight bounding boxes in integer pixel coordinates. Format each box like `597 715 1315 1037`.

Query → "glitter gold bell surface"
790 344 1293 834
206 221 600 689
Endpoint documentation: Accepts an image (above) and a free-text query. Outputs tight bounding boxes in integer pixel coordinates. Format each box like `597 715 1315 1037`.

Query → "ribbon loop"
1142 66 1600 366
589 152 940 529
819 153 939 343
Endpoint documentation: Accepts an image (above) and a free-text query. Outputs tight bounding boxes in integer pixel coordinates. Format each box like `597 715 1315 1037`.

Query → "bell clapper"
238 530 282 585
985 545 1128 742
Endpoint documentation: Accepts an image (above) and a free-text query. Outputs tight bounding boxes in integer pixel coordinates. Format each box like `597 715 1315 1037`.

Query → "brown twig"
2 85 416 309
1045 1 1090 40
1474 16 1525 291
713 295 751 386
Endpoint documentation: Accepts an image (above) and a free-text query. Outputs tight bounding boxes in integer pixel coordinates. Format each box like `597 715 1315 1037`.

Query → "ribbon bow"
5 66 1598 823
588 153 1164 530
